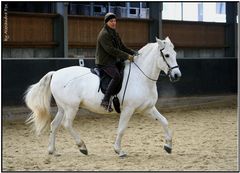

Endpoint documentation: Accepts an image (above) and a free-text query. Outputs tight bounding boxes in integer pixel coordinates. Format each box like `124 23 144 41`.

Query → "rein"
121 61 132 105
121 55 158 105
160 48 179 76
121 47 180 105
133 62 158 82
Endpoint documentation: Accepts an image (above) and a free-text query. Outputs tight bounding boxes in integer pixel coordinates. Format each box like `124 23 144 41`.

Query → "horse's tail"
24 71 55 135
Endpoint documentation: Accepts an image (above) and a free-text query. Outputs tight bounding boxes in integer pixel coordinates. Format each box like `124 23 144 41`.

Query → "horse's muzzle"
169 72 181 82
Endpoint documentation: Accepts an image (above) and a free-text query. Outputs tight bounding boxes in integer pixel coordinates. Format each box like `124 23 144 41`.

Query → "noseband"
160 48 179 76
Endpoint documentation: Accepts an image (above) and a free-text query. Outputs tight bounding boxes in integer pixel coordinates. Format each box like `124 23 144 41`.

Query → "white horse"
24 37 181 157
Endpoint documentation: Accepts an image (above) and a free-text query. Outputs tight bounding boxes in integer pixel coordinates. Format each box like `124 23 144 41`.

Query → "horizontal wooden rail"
7 11 59 18
69 42 146 49
3 41 58 48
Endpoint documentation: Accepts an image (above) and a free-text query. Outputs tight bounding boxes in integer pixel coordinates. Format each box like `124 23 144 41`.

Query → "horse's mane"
139 43 155 52
136 43 157 60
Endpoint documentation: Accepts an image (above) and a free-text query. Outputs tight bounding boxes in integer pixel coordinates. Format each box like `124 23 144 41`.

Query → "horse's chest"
135 98 157 113
134 89 157 110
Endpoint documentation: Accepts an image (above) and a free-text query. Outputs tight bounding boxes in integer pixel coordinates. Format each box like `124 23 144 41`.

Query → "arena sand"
2 95 238 171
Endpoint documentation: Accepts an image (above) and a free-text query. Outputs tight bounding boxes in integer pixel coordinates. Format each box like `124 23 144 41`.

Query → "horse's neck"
134 43 160 81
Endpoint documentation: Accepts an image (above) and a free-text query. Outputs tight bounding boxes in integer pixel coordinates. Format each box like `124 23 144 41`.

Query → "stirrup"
100 100 113 112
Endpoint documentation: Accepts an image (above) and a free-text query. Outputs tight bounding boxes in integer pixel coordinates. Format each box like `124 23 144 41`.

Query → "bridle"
160 48 179 76
132 48 179 82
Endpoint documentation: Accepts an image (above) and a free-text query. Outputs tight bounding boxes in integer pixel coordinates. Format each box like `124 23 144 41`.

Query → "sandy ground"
2 95 238 171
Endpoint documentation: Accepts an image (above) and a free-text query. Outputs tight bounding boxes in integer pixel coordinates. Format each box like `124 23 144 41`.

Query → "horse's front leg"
114 107 134 157
145 107 173 154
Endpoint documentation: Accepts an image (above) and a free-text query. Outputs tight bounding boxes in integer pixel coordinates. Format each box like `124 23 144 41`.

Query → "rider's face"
107 18 116 29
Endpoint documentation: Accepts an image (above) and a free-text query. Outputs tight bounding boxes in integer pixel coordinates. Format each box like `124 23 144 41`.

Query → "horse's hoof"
48 147 55 155
54 153 61 157
114 150 119 154
80 149 88 155
48 151 54 155
164 145 172 154
119 151 127 158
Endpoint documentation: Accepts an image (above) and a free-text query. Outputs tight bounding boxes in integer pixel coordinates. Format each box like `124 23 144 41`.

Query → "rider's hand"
128 55 134 62
133 51 140 56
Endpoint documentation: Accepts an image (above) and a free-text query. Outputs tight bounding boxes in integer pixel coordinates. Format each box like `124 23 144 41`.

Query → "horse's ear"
165 36 171 42
165 36 174 48
156 37 165 49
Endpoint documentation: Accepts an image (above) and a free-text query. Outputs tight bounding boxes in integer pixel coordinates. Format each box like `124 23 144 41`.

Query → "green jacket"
95 25 135 66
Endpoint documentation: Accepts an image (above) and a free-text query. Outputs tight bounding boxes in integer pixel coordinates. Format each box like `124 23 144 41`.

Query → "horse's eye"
165 54 170 58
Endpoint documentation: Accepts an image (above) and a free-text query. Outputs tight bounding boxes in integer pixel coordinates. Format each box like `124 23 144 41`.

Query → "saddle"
90 62 124 113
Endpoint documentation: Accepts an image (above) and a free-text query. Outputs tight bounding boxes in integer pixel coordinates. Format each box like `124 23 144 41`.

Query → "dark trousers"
101 65 121 101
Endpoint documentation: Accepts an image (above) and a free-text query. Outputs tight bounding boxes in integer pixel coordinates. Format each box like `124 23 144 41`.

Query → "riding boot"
101 79 118 112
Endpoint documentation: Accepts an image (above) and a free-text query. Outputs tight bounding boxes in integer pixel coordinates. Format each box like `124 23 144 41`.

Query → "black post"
225 2 237 57
148 2 162 42
54 2 68 57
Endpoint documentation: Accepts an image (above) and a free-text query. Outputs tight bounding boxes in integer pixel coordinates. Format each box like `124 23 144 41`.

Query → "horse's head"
156 37 181 82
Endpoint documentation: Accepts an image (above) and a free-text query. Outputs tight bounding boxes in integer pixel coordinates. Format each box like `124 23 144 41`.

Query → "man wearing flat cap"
95 12 136 111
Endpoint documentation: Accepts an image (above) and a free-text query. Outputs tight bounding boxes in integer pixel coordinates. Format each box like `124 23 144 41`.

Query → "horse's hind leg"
145 107 172 154
63 106 88 155
48 105 64 155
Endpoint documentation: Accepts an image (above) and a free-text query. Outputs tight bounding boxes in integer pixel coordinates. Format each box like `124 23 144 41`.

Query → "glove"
128 55 134 62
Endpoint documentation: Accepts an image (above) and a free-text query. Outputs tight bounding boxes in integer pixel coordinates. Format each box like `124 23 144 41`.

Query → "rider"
95 12 136 111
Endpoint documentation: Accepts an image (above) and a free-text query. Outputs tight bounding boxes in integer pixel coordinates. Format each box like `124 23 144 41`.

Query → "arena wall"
2 58 237 105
